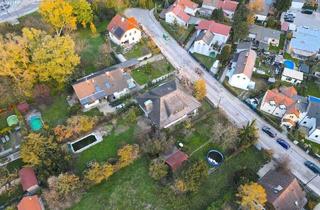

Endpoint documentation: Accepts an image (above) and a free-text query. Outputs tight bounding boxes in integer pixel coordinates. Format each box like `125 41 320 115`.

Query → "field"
130 59 174 85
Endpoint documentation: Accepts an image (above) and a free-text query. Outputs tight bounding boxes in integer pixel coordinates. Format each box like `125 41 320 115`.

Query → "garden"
159 19 195 45
192 53 216 70
70 101 269 210
130 59 174 85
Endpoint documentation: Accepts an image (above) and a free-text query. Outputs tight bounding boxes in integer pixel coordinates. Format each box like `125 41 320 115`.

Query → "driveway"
125 8 320 195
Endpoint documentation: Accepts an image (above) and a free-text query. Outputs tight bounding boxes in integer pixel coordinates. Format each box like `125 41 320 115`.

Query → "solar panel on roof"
114 27 124 39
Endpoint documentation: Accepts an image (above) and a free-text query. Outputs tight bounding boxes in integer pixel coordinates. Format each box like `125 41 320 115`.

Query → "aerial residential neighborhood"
0 0 320 210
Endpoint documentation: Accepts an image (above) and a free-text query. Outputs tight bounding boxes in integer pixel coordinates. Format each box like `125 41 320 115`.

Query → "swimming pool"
69 133 103 153
28 115 43 131
284 60 295 69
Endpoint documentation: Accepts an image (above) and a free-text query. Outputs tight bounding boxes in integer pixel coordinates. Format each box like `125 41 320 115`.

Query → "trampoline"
284 60 295 69
7 115 18 127
206 150 224 167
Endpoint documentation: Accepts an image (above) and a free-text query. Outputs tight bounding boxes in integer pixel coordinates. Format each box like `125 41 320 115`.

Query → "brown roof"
17 195 44 210
72 68 129 105
19 167 38 191
107 15 138 39
165 150 188 171
259 169 307 210
234 50 257 78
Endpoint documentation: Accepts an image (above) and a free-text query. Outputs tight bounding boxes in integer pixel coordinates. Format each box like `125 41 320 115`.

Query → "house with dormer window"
72 68 135 109
260 86 308 128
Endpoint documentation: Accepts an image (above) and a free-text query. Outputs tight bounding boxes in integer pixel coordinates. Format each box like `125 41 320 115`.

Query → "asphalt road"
125 8 320 195
0 0 40 23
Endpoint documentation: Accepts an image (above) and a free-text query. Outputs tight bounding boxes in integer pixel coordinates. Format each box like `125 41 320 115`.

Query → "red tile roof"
165 150 188 171
170 4 191 22
19 167 38 191
263 87 300 116
177 0 198 9
107 14 138 37
17 195 43 210
196 20 231 36
216 0 238 12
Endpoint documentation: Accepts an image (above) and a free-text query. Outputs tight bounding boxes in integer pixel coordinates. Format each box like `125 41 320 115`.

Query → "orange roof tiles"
177 0 198 9
18 196 43 210
107 15 138 38
170 4 191 22
197 19 231 36
264 87 301 116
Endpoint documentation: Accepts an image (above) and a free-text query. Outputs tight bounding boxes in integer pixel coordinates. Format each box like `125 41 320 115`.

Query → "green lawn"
269 34 286 53
131 59 174 85
284 52 299 67
40 94 70 127
192 53 216 70
159 20 195 44
6 159 23 172
74 126 136 172
75 20 117 74
71 146 267 210
124 40 151 59
301 80 320 97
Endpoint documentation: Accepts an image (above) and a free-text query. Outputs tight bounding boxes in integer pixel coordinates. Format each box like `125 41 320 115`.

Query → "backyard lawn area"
192 53 215 70
74 20 117 74
301 80 320 98
159 20 195 44
74 126 136 172
40 94 70 127
70 146 267 210
130 59 174 85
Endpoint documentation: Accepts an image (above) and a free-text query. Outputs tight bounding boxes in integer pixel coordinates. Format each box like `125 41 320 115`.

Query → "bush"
232 168 258 188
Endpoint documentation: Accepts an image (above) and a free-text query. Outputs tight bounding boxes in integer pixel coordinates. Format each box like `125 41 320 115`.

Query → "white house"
72 68 135 109
281 68 304 85
201 0 238 18
227 50 256 90
299 96 320 144
165 0 199 27
260 86 307 128
107 15 141 46
191 20 231 56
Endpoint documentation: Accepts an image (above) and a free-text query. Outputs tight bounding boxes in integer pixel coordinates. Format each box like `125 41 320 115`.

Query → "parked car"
276 138 290 150
304 161 320 174
301 9 313 14
262 126 277 138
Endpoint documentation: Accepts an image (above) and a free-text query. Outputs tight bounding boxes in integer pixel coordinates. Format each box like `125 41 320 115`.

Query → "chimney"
144 100 153 114
91 79 95 83
121 17 125 22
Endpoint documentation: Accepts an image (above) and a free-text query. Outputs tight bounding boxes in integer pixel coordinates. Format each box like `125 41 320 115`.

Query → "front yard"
159 20 195 45
130 59 174 85
192 53 216 70
123 39 153 59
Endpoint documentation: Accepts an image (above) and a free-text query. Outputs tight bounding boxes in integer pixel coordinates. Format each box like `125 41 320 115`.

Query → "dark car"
262 126 277 138
301 9 313 14
304 161 320 174
276 138 290 150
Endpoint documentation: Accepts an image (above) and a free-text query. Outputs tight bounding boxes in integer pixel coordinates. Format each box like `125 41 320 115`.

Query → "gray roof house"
299 96 320 144
259 169 307 210
249 25 282 49
136 81 201 129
